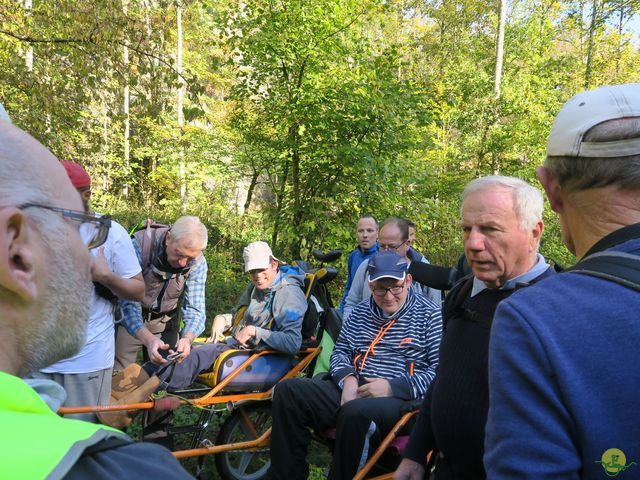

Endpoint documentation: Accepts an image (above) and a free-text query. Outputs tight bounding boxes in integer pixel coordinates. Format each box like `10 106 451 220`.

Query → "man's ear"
537 166 564 213
405 273 413 287
0 209 38 302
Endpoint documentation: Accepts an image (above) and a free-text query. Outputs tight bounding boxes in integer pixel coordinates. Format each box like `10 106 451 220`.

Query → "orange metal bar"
173 427 272 459
352 410 419 480
364 474 394 480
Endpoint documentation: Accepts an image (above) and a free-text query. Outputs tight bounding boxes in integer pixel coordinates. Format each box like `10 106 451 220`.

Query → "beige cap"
243 241 280 272
547 83 640 158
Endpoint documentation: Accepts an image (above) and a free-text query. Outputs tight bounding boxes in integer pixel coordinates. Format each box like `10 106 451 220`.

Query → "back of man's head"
545 83 640 193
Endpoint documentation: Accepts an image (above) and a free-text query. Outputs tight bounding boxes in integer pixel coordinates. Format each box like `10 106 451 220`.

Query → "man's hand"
357 377 393 398
340 375 359 405
175 337 192 359
90 247 112 283
235 325 256 347
394 458 425 480
206 315 228 343
143 336 170 365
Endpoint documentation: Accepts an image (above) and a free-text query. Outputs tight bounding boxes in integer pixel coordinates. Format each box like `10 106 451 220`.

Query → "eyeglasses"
371 285 405 297
20 203 111 249
379 241 406 252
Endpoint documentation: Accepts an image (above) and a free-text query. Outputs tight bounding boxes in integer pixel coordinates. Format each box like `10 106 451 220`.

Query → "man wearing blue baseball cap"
268 251 442 480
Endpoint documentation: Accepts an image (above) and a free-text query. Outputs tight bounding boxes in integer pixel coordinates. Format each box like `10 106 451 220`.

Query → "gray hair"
462 175 544 231
170 215 208 250
545 117 640 193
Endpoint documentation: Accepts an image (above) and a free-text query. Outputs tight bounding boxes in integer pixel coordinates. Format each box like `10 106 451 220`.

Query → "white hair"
462 175 544 231
171 215 208 250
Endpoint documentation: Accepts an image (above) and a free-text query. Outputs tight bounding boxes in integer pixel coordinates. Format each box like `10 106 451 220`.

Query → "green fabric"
0 372 127 479
312 333 336 377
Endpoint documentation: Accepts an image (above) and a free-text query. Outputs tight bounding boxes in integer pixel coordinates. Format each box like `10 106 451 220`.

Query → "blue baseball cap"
367 251 408 283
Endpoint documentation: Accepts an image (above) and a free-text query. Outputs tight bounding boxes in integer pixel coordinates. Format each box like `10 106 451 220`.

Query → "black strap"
566 251 640 292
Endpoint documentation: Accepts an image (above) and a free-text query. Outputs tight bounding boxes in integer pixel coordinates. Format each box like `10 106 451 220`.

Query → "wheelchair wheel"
215 402 272 480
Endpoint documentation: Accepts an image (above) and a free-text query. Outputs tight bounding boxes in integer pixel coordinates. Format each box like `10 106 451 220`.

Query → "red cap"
60 160 91 189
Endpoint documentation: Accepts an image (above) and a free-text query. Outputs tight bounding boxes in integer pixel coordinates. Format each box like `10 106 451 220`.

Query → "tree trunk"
24 0 33 71
271 160 290 251
243 169 259 214
494 0 507 98
177 0 187 212
584 0 599 89
289 123 302 259
102 100 109 191
123 0 130 198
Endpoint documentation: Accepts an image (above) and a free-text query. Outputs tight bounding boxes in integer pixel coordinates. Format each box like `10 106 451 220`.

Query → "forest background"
2 0 640 316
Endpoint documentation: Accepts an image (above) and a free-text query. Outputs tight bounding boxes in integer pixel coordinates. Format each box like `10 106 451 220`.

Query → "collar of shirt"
471 253 548 297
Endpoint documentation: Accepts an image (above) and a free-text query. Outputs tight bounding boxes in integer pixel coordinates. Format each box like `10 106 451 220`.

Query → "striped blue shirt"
330 291 442 400
119 236 208 338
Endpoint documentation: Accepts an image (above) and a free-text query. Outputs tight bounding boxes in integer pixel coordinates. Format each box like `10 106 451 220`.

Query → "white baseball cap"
243 241 280 272
547 83 640 158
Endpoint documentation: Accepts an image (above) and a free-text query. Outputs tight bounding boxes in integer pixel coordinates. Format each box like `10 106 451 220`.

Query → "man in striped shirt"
268 251 442 480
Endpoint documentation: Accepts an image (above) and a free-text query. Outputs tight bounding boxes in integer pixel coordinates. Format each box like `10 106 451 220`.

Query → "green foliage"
1 0 639 300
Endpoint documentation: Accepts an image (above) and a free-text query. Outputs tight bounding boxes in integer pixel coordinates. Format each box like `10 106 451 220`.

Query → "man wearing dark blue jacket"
269 251 442 480
485 84 640 479
339 214 379 313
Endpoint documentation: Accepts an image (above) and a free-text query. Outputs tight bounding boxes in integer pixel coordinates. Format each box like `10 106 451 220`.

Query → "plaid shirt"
119 236 208 338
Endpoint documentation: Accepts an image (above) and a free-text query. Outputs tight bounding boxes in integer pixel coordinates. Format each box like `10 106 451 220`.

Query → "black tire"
215 402 272 480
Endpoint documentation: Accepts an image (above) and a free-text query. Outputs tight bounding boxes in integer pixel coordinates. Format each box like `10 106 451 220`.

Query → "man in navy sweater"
395 176 553 480
269 251 442 480
485 84 640 479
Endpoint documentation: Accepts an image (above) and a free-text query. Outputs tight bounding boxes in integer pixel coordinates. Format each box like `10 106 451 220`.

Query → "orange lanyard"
354 319 396 373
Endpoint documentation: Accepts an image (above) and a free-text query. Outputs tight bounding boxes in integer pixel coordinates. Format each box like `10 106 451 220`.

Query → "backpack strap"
135 219 170 271
442 274 474 331
565 251 640 292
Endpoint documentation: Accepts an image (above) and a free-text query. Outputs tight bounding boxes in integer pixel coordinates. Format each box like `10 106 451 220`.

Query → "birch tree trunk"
123 0 130 198
494 0 507 98
177 0 187 212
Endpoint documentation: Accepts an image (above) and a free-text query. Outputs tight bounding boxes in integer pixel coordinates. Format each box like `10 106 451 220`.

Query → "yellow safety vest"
0 372 129 479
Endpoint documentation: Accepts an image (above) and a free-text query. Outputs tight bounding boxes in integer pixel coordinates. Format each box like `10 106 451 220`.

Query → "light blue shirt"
471 253 549 297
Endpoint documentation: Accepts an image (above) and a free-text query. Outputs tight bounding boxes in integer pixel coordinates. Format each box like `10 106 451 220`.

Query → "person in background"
339 214 379 313
344 217 441 319
31 161 144 422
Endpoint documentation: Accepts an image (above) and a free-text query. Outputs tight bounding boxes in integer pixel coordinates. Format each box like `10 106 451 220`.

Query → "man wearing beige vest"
114 216 208 370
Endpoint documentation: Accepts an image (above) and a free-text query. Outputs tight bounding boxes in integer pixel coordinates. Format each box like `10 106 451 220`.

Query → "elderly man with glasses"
343 217 441 320
114 215 209 370
28 161 144 423
268 251 442 480
0 120 192 477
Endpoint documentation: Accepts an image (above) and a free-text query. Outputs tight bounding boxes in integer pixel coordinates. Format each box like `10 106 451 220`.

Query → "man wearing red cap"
30 161 145 422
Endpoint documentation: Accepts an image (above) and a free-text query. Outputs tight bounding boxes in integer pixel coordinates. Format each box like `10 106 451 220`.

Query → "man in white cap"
485 83 640 479
269 251 442 480
99 241 308 428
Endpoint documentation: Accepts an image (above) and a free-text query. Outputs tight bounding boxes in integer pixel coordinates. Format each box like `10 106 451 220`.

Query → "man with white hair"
485 84 640 479
0 121 192 478
395 176 554 480
115 215 209 369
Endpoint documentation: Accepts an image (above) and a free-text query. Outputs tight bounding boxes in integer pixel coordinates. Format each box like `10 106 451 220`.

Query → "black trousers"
269 376 405 480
